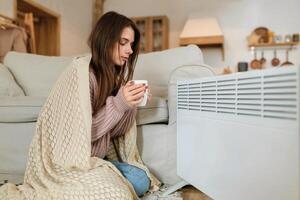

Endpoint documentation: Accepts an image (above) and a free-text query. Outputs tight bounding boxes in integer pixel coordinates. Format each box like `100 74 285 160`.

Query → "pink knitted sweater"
89 69 137 158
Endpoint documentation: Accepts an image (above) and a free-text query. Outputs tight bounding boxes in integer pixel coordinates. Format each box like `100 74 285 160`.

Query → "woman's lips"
121 57 128 62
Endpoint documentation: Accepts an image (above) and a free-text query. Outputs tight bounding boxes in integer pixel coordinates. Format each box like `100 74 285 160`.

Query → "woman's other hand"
123 81 147 107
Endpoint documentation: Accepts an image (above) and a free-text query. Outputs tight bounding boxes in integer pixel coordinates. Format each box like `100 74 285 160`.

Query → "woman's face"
112 26 135 66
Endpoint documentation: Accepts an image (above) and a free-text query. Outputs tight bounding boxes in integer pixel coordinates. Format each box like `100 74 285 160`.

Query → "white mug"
132 80 148 107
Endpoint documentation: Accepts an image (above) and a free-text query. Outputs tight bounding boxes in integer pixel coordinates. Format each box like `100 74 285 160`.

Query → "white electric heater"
177 66 299 200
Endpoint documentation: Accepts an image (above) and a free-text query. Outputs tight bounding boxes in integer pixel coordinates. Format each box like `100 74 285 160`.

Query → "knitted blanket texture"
0 56 160 199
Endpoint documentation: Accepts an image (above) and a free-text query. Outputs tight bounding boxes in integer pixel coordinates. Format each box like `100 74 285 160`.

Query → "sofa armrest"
168 64 216 125
0 96 46 123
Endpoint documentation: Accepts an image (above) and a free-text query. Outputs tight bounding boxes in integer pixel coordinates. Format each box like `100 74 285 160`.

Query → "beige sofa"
0 45 215 190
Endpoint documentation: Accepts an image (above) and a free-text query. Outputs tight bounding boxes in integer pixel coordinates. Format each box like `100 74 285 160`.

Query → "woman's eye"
119 41 126 45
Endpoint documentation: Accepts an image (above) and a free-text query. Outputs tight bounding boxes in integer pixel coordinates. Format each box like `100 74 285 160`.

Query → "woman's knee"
110 161 150 197
126 166 150 197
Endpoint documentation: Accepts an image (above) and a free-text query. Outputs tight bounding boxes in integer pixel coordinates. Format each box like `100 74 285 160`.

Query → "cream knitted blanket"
0 56 160 200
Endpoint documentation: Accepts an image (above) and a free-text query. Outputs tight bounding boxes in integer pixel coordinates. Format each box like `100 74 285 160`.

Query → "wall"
0 0 15 19
0 0 93 56
104 0 300 70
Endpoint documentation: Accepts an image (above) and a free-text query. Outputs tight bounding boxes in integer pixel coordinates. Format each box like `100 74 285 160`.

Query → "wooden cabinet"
16 0 60 56
131 16 169 53
0 0 60 56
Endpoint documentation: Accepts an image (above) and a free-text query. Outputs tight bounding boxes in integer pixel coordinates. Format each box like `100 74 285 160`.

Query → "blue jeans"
110 160 150 197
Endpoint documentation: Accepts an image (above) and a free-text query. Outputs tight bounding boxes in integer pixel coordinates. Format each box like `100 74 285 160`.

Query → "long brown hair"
88 11 140 113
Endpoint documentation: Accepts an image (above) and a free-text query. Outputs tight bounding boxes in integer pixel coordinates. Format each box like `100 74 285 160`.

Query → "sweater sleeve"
90 72 134 142
110 107 137 139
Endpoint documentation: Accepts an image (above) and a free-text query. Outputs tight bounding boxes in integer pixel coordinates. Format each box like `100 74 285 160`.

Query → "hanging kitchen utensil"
271 50 280 67
260 50 266 65
281 50 294 67
250 49 262 69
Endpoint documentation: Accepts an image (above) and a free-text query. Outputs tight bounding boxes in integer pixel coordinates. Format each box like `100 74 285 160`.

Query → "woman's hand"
123 81 147 107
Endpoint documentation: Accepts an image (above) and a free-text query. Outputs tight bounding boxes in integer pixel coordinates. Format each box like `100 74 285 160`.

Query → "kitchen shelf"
248 42 299 50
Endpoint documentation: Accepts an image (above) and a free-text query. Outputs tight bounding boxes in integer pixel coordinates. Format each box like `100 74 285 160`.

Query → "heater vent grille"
177 67 298 120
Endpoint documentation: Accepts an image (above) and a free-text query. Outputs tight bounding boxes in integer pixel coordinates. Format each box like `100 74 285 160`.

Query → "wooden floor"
1 179 213 200
181 186 213 200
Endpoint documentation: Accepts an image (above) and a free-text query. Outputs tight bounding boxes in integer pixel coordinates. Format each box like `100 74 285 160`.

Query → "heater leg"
160 180 189 197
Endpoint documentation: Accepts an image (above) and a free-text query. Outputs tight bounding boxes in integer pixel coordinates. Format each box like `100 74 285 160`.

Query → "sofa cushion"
137 123 180 185
3 52 75 96
0 95 167 124
0 63 25 97
133 45 204 98
136 96 168 125
0 96 45 122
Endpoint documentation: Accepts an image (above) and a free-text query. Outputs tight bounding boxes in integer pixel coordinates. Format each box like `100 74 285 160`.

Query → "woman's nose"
127 45 133 55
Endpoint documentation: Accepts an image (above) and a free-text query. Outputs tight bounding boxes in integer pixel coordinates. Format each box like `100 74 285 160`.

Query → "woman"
88 11 151 197
0 11 160 200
